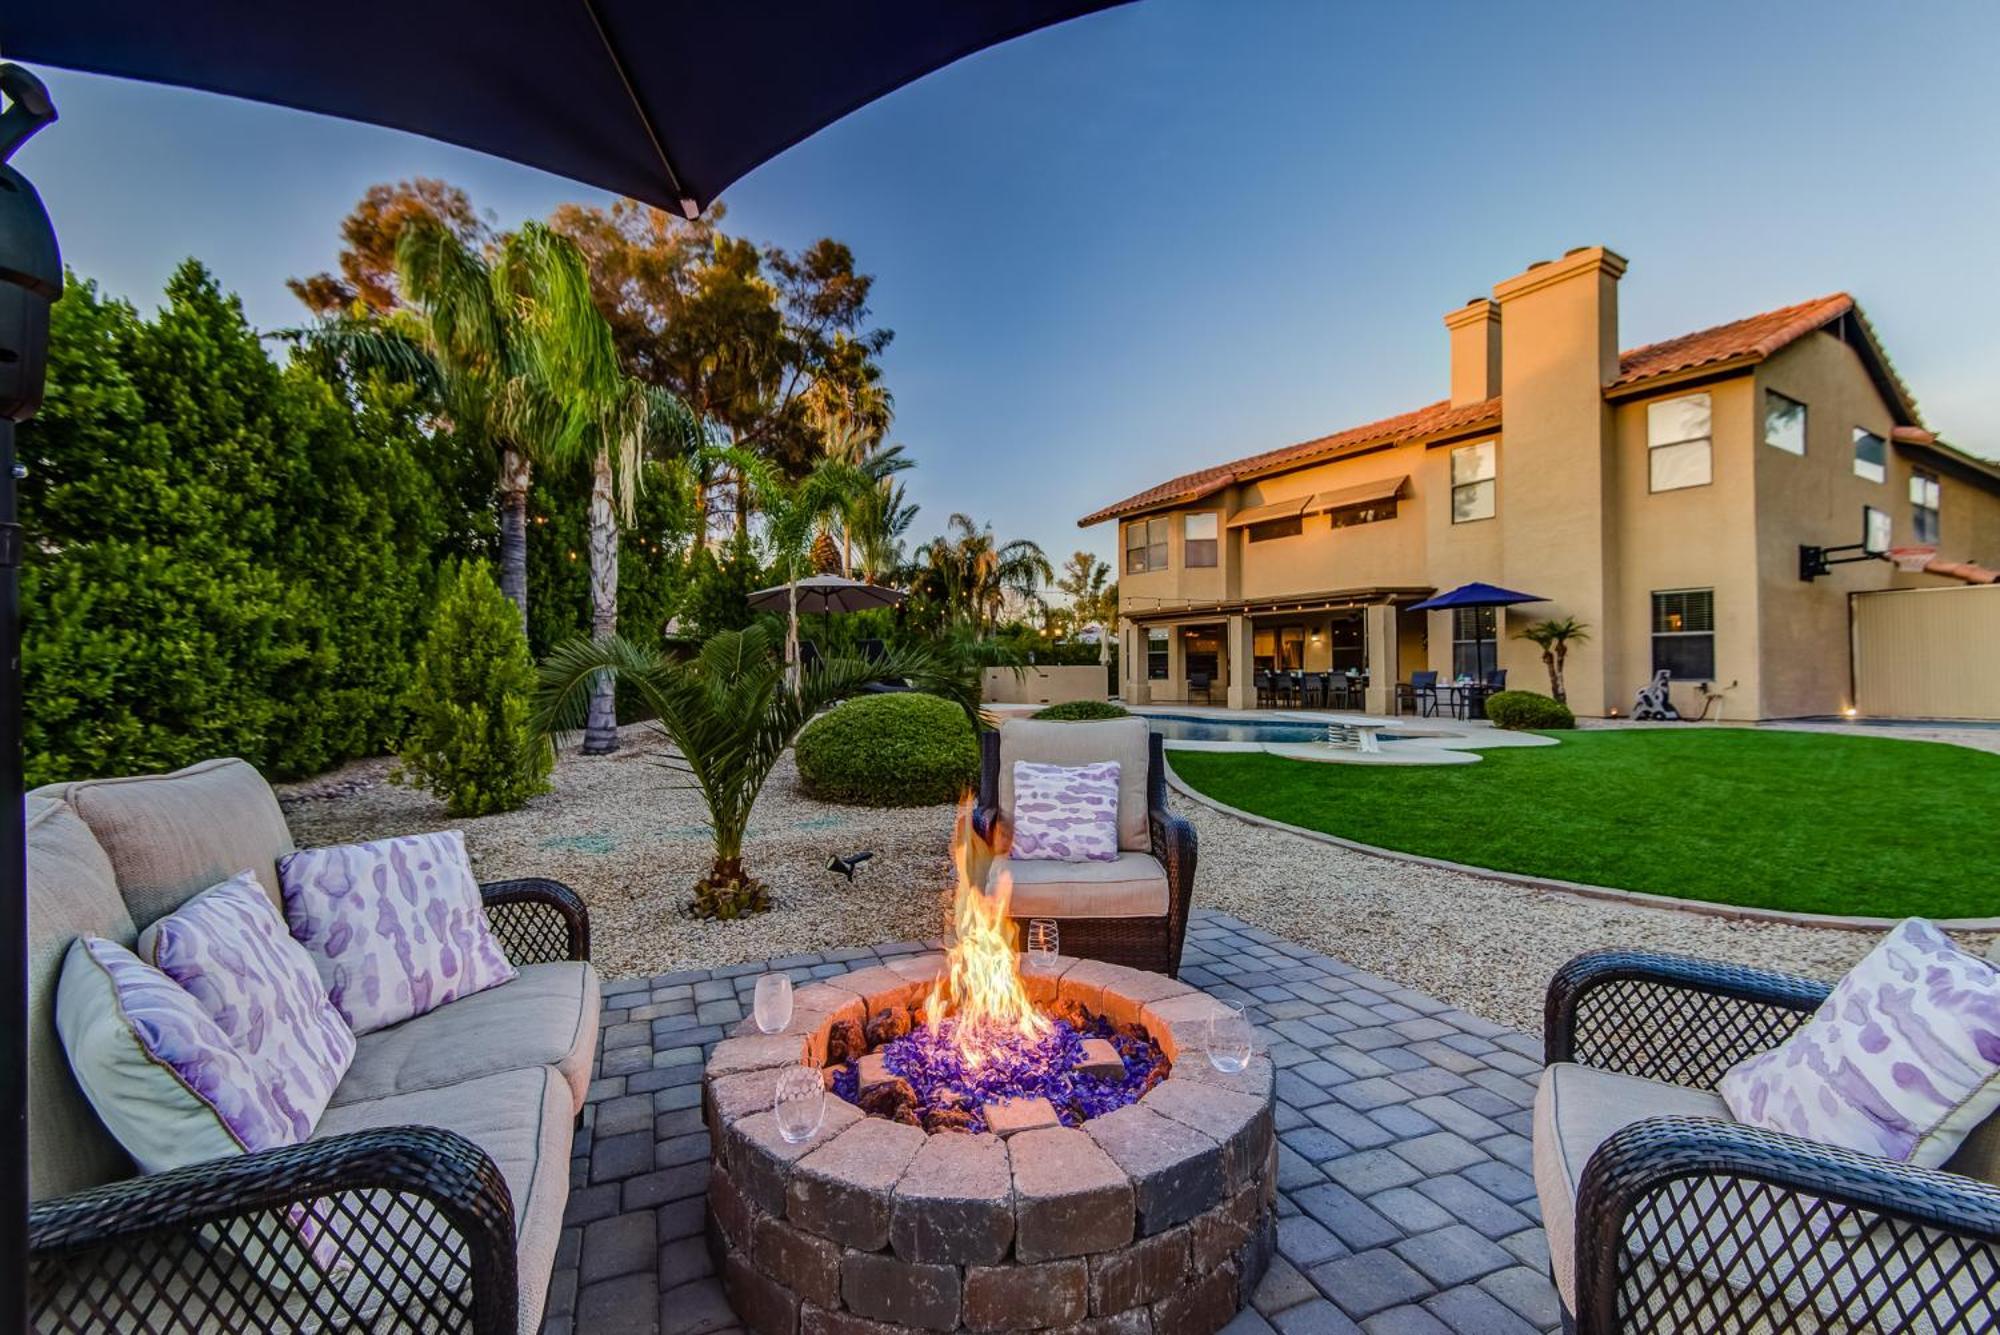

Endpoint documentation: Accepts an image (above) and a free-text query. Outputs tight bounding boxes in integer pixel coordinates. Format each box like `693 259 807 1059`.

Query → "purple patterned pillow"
279 831 517 1036
1009 760 1121 863
139 872 356 1142
1719 918 2000 1167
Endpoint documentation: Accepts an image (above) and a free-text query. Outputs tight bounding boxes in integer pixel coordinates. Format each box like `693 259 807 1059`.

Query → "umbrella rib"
577 0 698 217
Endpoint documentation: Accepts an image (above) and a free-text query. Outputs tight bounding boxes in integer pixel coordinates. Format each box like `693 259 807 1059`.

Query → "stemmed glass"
1204 1001 1255 1074
774 1064 827 1144
753 972 794 1034
1025 919 1060 973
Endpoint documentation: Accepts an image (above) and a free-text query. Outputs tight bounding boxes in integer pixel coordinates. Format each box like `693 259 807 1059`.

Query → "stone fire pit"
702 955 1277 1335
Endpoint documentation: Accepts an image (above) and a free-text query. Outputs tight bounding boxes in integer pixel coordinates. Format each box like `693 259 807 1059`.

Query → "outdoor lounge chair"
972 717 1195 977
26 759 594 1335
1537 948 2000 1333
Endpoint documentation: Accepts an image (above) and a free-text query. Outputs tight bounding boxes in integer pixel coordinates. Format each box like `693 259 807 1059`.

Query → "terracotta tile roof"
1610 294 1853 387
1891 425 1936 446
1080 292 1895 528
1887 547 1999 585
1077 397 1501 526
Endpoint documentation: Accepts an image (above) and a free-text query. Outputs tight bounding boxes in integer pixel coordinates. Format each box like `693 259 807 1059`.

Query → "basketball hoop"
1887 547 1936 574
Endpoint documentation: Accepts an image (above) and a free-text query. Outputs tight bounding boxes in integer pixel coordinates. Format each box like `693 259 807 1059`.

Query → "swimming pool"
1142 712 1419 744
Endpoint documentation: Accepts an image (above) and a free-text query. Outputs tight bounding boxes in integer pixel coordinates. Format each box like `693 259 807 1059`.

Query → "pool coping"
1162 756 2000 935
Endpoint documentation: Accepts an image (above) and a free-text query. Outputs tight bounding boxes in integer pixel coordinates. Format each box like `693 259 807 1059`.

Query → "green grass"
1166 730 2000 919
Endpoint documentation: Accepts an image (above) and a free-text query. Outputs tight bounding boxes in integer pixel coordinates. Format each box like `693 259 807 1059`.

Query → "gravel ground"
279 720 1993 1032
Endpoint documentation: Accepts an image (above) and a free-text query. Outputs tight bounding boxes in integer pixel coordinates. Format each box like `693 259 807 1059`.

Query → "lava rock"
923 1106 976 1134
866 1006 913 1048
859 1076 917 1121
825 1017 867 1065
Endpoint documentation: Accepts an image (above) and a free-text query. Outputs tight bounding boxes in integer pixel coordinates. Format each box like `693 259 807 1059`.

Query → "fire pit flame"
923 800 1051 1068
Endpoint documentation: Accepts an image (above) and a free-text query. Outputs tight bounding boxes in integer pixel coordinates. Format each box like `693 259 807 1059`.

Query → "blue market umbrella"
1407 582 1546 680
0 2 1128 1313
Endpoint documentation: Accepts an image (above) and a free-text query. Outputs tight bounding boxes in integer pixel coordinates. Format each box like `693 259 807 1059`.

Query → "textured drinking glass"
774 1065 826 1144
753 973 794 1034
1205 1002 1254 1074
1026 919 1060 973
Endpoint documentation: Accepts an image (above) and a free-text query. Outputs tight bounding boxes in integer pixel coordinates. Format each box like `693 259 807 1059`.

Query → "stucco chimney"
1491 246 1627 388
1443 298 1500 406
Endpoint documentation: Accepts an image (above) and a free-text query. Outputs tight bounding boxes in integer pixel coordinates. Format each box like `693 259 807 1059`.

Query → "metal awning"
1304 474 1407 515
1224 495 1310 529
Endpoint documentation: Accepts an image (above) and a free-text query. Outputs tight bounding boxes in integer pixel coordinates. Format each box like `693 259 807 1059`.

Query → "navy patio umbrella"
0 1 1127 1315
1407 582 1547 680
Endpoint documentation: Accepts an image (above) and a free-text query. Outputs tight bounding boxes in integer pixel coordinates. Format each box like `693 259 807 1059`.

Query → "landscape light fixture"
827 850 875 882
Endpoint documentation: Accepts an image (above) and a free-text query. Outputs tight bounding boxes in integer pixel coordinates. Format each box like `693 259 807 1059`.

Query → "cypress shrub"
794 692 979 807
396 560 553 815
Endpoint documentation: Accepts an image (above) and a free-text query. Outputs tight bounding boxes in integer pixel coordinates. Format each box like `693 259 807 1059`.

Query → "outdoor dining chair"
1187 669 1212 704
1396 670 1439 717
1253 670 1274 708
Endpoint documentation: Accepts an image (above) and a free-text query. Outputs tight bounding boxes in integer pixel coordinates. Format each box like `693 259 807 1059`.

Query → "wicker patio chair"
1538 949 2000 1334
972 718 1195 977
26 763 594 1335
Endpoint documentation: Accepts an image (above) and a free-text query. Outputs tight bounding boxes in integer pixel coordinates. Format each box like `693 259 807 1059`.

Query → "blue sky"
17 0 2000 573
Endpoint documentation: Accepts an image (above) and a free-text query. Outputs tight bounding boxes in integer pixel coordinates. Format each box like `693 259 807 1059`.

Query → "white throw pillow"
138 871 356 1141
280 830 517 1036
1720 918 2000 1167
1009 760 1122 863
56 936 299 1173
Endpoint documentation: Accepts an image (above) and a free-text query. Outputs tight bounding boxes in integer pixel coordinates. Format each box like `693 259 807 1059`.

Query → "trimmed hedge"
1483 690 1576 730
795 692 979 807
1031 700 1129 721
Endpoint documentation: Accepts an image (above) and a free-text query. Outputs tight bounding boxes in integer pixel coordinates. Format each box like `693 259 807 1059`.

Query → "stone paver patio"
543 909 1560 1335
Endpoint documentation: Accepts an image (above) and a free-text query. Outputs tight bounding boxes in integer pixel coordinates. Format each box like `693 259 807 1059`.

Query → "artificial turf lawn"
1165 729 2000 920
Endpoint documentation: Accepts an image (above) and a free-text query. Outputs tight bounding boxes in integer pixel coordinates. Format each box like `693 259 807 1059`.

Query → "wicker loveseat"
1537 949 2000 1334
971 717 1196 978
25 758 595 1335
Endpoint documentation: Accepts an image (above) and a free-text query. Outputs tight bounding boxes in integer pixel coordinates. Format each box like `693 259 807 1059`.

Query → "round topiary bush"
1031 700 1130 721
1483 690 1576 731
795 692 980 807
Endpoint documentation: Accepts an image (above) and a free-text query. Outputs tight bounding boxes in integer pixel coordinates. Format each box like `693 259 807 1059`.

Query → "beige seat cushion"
42 757 294 929
1534 1062 1727 1314
330 961 600 1114
998 717 1151 852
26 795 138 1199
315 1065 572 1334
987 851 1169 920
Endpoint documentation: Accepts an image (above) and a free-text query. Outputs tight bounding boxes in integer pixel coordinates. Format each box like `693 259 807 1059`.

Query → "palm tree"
536 626 962 918
850 477 919 584
913 514 1054 636
1516 616 1590 703
804 339 896 575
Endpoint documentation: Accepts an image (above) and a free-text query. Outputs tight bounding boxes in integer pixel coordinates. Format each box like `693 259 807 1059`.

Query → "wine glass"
1204 1002 1254 1074
753 972 794 1034
1025 919 1060 973
774 1065 827 1144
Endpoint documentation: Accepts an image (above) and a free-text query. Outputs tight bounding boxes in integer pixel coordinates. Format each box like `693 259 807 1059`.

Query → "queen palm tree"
913 514 1054 636
804 337 896 575
850 476 919 584
1516 616 1590 703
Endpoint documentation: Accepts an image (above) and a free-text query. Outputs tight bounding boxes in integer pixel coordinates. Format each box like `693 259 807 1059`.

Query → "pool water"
1142 712 1419 745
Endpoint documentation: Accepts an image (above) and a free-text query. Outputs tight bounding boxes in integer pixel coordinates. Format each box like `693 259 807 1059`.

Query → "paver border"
1164 759 2000 935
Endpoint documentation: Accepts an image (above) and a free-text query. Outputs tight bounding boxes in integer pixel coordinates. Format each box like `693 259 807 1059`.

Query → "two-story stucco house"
1078 247 2000 720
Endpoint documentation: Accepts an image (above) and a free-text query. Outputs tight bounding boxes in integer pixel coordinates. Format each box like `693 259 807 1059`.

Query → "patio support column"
1363 603 1398 714
1225 614 1254 709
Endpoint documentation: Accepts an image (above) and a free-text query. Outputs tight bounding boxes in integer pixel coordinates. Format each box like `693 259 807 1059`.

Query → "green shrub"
1483 690 1576 731
397 561 553 815
1032 700 1130 721
795 692 979 807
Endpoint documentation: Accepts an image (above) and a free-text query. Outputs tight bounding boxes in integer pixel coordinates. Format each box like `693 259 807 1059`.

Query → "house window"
1184 512 1218 567
1853 428 1886 483
1912 470 1941 544
1125 516 1169 573
1247 516 1303 542
1451 607 1496 679
1329 500 1398 529
1651 589 1715 680
1450 442 1496 523
1764 391 1806 455
1648 393 1712 492
1864 506 1892 555
1146 628 1169 680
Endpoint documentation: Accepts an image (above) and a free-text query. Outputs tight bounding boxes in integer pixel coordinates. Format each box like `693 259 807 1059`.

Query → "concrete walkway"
543 910 1559 1335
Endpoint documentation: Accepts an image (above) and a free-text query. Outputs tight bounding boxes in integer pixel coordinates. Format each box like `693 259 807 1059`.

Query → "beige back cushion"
26 795 137 1199
996 717 1151 852
43 758 295 930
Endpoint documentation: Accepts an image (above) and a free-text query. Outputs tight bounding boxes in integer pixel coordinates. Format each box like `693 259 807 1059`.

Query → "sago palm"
536 625 965 918
1516 616 1590 703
